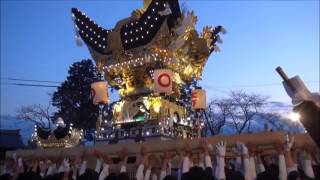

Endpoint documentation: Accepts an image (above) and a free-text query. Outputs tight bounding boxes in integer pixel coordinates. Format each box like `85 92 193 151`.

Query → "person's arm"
182 141 192 174
38 161 45 178
176 149 183 180
231 147 242 173
62 158 71 179
99 163 109 180
159 151 170 180
236 142 250 180
284 136 298 175
119 147 128 173
31 159 38 173
144 153 156 180
144 168 152 180
248 144 257 180
71 157 80 180
17 157 24 174
167 159 172 176
78 151 87 176
200 139 213 179
99 152 112 180
136 145 148 180
215 141 226 180
159 166 167 180
274 141 287 180
11 156 24 180
255 150 265 174
58 158 65 173
301 145 315 178
94 151 103 174
144 159 152 180
46 161 55 176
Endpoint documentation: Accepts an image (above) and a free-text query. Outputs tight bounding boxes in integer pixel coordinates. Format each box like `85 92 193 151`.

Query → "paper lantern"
191 89 206 110
153 69 173 94
91 81 109 105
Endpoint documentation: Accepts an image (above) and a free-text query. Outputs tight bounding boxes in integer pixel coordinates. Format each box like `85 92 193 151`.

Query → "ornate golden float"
71 0 225 143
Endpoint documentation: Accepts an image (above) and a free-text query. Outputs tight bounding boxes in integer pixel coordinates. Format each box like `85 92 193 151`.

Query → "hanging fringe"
75 34 83 47
71 13 83 47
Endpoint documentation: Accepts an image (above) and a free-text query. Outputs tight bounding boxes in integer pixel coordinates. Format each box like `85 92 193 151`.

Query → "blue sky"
1 0 319 116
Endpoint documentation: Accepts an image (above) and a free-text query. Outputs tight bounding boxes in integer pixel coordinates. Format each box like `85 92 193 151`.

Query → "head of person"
163 175 177 180
187 166 205 180
105 172 117 180
287 171 302 180
117 172 129 180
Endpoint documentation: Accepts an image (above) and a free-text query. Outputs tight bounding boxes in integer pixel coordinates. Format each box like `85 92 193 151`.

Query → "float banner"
191 89 206 110
91 81 109 105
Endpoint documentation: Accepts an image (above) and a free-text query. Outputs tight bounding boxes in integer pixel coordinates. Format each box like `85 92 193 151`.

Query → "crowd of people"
0 136 319 180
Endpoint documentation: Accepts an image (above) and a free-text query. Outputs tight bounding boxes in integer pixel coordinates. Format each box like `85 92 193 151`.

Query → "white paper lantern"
191 89 206 110
91 81 109 105
153 69 172 94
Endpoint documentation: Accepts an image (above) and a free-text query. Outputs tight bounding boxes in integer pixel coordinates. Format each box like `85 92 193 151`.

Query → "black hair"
287 171 301 180
105 172 117 180
164 175 177 180
117 172 130 180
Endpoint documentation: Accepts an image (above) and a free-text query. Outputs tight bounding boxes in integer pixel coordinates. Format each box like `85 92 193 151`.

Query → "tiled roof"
0 129 26 150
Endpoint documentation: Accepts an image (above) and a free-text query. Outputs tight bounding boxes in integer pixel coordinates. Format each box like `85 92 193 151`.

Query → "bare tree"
204 98 231 135
16 104 53 128
228 91 268 134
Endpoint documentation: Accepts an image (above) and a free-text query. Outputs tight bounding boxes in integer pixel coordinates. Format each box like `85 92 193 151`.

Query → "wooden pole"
275 66 295 92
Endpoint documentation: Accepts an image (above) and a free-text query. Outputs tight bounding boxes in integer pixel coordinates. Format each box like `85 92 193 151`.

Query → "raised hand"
236 142 248 156
232 145 240 156
119 146 128 162
138 145 149 166
31 159 38 172
216 141 226 157
183 140 192 156
284 135 294 152
81 149 88 161
161 151 170 169
215 141 227 180
140 145 148 157
200 138 209 155
274 140 284 154
247 143 257 157
63 158 70 172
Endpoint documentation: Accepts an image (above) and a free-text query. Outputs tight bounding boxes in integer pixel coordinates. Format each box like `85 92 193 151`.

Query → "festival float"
6 0 319 163
71 0 225 143
31 118 83 148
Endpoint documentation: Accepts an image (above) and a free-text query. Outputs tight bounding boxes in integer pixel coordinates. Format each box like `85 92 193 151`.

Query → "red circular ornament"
158 73 171 87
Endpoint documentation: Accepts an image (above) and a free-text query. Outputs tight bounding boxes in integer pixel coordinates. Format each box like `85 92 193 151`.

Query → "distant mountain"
0 115 34 145
266 101 292 113
0 101 297 143
207 101 302 135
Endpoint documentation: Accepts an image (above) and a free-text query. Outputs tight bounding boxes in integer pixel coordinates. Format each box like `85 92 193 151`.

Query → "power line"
203 81 319 89
202 86 229 94
1 77 318 89
1 78 62 84
1 82 58 88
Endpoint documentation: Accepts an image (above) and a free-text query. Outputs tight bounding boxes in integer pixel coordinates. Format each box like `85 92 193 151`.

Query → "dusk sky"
1 0 319 116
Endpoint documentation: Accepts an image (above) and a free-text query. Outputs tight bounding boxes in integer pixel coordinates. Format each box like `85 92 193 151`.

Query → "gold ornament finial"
143 0 152 9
